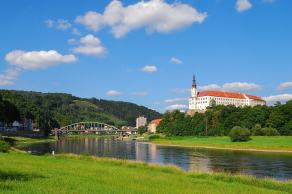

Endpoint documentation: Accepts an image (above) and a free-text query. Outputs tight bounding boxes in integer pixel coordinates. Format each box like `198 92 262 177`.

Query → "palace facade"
189 76 266 111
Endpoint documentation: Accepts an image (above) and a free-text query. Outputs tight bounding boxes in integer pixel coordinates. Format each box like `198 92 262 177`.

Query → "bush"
260 127 280 136
252 125 280 136
148 134 161 140
0 141 10 153
229 126 251 142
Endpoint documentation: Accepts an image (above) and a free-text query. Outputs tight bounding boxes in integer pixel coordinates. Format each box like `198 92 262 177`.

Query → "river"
21 137 292 180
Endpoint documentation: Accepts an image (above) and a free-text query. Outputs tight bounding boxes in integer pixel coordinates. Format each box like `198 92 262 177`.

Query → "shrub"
260 127 280 136
148 134 161 140
252 125 280 136
229 126 251 142
0 140 10 153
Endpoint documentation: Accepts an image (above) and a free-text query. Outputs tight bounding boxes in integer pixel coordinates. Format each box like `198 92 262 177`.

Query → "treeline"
157 100 292 136
0 90 161 134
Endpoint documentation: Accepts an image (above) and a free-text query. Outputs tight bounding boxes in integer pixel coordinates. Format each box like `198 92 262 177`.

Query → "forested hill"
0 90 161 130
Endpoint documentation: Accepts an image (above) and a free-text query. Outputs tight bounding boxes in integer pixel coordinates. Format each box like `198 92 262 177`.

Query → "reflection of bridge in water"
53 122 137 139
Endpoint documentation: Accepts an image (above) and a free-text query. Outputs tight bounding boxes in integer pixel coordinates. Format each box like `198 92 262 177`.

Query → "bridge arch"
53 122 137 138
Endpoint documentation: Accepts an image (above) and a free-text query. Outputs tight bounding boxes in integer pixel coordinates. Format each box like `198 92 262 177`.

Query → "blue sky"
0 0 292 112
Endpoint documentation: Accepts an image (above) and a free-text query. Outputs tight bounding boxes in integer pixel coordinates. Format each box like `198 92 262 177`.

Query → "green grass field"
0 152 292 194
150 136 292 152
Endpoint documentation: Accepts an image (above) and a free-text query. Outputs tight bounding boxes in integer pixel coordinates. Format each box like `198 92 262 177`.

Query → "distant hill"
0 90 161 132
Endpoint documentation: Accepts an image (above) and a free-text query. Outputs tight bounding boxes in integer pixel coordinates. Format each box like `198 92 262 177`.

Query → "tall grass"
0 152 291 194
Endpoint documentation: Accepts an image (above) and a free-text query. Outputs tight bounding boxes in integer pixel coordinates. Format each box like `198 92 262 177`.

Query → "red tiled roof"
246 94 262 100
198 91 262 100
150 119 162 125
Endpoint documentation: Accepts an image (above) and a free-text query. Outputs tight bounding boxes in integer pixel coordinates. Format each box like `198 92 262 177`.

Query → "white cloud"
5 50 77 70
278 82 292 90
56 19 72 30
199 84 221 91
170 57 182 64
106 90 121 96
0 50 76 86
68 38 77 45
223 82 261 92
72 34 106 57
45 19 72 31
165 98 187 104
236 0 253 12
72 28 81 36
165 104 187 111
0 68 21 86
141 65 157 72
45 19 54 28
131 92 147 96
264 94 292 104
76 0 207 38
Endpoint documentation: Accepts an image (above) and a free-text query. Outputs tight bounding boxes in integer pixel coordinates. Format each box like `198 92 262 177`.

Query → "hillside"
0 90 161 132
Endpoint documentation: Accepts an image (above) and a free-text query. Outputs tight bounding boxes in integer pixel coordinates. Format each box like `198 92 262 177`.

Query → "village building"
148 119 162 133
136 116 147 128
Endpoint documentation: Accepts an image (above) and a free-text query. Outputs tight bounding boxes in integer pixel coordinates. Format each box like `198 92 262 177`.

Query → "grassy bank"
0 152 292 194
149 136 292 152
3 136 56 148
4 134 114 148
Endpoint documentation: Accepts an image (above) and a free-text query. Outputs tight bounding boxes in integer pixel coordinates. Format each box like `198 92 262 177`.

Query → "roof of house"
149 119 162 125
198 91 263 100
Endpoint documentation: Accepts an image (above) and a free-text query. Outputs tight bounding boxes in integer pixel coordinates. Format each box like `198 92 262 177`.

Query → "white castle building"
189 76 266 111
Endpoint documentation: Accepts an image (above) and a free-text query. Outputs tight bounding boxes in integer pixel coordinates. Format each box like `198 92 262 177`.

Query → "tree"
137 126 147 135
229 126 251 142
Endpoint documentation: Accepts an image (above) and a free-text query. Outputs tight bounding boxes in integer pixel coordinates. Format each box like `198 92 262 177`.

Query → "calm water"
21 137 292 180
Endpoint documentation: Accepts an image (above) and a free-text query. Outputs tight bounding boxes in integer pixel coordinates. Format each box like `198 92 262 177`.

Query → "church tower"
189 74 198 110
191 74 198 98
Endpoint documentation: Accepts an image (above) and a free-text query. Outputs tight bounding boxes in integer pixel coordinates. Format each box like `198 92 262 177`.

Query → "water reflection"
22 137 292 180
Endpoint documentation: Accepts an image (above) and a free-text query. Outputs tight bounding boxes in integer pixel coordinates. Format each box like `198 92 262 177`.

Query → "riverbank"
148 136 292 153
3 136 56 148
4 134 117 148
0 152 291 194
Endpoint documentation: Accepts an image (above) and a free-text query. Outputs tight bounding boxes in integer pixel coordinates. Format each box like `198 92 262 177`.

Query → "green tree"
137 126 147 135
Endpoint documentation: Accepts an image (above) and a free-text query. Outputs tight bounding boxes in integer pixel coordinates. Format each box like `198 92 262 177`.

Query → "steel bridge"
53 122 137 139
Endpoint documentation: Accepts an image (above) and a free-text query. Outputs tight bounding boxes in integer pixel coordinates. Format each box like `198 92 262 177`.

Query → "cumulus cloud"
45 19 72 30
131 92 147 96
56 19 72 30
0 68 21 86
72 34 106 57
141 65 157 72
263 94 292 104
0 50 77 86
72 28 81 36
236 0 253 12
76 0 207 38
165 104 187 111
5 50 77 70
45 19 54 28
278 82 292 90
199 84 221 91
106 90 121 96
68 38 77 45
170 57 182 64
165 98 187 104
223 82 261 92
